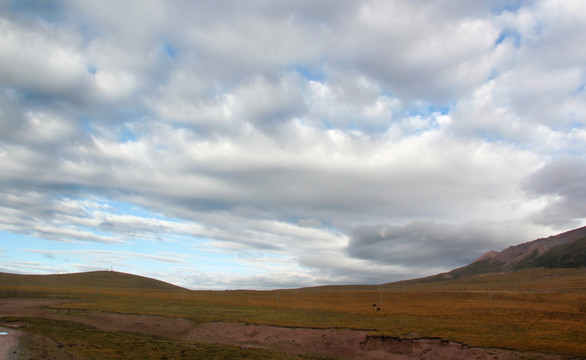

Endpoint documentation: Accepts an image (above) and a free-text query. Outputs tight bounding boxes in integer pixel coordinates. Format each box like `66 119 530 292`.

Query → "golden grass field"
1 268 585 359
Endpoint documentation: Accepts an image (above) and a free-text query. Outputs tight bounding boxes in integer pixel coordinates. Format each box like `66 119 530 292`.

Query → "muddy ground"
0 299 574 360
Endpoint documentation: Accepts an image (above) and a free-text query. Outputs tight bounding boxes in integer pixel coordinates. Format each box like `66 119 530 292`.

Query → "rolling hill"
0 270 185 291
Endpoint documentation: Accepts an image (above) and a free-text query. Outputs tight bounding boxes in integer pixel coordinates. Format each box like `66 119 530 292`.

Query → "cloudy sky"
1 0 585 289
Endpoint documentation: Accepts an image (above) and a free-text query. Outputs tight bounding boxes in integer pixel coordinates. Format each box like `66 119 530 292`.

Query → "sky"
0 0 585 290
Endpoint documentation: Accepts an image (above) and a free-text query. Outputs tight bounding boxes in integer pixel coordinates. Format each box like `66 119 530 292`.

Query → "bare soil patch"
0 298 573 360
179 322 570 360
0 298 66 320
0 326 21 360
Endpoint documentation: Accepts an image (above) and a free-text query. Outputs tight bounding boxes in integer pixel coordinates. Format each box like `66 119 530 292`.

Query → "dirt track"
0 325 21 360
0 299 572 360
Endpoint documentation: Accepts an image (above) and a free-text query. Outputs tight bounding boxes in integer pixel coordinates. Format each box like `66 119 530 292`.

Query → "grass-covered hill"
386 226 586 289
528 235 586 268
446 226 586 279
0 270 185 291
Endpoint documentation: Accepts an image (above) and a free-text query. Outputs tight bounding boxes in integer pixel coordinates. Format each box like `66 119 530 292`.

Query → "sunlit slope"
0 270 185 290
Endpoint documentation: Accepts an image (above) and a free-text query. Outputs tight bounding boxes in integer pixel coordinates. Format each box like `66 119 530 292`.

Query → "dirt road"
0 326 21 360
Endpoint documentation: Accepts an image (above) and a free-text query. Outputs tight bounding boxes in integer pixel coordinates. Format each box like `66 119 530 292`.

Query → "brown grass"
1 268 585 357
2 316 309 360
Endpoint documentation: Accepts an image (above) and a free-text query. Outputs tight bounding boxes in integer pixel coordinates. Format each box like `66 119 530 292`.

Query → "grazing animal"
372 304 377 307
376 307 380 311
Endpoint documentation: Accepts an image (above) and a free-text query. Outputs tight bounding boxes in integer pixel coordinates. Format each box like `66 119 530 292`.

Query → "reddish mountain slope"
444 226 586 279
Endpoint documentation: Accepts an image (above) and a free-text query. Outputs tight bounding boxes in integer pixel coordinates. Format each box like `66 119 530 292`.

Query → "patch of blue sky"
0 196 280 278
494 29 521 48
487 68 502 82
0 230 89 273
408 102 452 118
119 125 138 142
0 226 270 279
292 65 325 82
80 116 95 136
61 197 196 244
381 88 396 99
427 104 452 115
0 230 46 258
564 119 584 132
164 43 178 59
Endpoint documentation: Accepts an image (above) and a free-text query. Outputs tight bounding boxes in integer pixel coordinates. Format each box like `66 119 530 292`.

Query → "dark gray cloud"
348 221 509 269
523 157 586 229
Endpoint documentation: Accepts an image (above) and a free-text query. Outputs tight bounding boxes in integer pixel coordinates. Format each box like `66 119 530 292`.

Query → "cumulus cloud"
328 0 509 103
0 0 584 288
0 17 88 96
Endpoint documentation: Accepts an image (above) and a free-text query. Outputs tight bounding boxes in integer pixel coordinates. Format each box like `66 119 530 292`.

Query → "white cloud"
93 70 138 100
330 0 508 103
184 13 321 77
0 0 584 288
0 17 88 96
516 0 586 68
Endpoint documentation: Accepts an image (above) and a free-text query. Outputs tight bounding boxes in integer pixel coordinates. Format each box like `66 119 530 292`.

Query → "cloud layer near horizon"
0 0 585 289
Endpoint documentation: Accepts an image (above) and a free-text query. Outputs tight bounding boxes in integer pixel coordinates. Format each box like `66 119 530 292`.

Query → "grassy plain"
1 268 585 358
1 316 305 360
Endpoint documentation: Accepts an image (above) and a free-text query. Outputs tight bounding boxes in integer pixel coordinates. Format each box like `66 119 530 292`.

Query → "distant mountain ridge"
442 226 586 280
